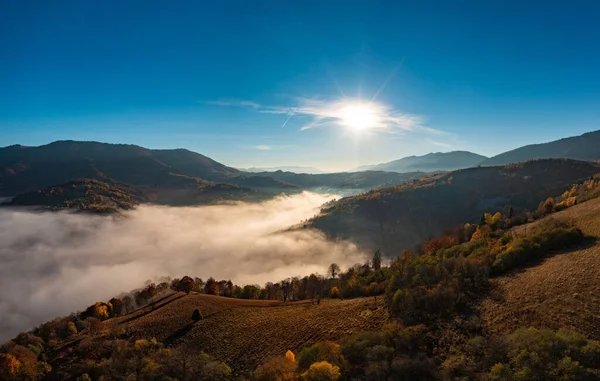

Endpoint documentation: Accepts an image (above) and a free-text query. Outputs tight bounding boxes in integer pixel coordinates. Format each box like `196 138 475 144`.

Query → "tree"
122 295 134 314
192 309 203 322
330 287 340 299
301 361 341 381
205 277 219 295
109 298 124 316
298 342 347 373
372 251 382 270
328 263 341 279
176 276 196 294
84 317 103 336
254 351 298 381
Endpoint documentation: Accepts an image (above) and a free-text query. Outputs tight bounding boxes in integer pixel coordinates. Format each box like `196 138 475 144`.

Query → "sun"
338 102 380 132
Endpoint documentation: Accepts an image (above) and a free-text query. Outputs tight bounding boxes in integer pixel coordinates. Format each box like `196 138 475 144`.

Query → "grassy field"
481 197 600 340
104 293 387 376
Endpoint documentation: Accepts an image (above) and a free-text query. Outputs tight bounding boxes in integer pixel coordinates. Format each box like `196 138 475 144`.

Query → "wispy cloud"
425 138 453 148
250 144 292 151
207 98 445 135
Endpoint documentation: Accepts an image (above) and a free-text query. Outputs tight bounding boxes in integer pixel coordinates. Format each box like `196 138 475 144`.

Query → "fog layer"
0 192 365 341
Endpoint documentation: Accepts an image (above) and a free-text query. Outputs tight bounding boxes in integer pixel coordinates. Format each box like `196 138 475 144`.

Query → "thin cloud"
425 138 453 148
208 97 445 135
250 144 292 151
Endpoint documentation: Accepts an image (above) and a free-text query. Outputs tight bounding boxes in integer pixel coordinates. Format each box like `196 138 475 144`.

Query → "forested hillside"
309 159 600 254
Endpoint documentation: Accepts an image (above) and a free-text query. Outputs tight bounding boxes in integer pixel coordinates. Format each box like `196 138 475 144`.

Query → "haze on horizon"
2 1 600 172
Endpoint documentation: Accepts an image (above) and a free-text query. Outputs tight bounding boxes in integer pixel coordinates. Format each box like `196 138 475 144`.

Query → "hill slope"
48 294 386 377
361 151 487 173
250 170 426 191
0 141 295 199
309 159 600 254
481 197 600 340
3 179 149 213
483 129 600 166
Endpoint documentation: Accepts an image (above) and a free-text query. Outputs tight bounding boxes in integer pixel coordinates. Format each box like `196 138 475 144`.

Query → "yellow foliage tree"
93 302 109 320
286 350 296 363
471 225 491 242
330 287 340 299
254 352 298 381
301 361 341 381
0 353 22 376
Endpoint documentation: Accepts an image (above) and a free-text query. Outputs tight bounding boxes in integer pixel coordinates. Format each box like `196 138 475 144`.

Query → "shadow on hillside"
502 236 598 278
164 323 195 347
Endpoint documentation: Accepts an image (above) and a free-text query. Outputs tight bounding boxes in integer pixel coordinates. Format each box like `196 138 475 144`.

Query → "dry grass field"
111 293 387 376
481 197 600 340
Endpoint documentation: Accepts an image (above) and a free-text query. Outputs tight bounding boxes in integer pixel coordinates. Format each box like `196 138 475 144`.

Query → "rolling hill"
483 129 600 166
0 141 296 201
308 158 600 254
240 166 326 174
355 151 487 172
3 179 149 213
481 196 600 340
249 170 426 191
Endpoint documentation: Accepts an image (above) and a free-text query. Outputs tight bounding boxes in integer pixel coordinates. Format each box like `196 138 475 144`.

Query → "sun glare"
338 102 380 132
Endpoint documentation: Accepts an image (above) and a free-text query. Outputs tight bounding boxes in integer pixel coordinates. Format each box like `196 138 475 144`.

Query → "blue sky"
1 1 600 171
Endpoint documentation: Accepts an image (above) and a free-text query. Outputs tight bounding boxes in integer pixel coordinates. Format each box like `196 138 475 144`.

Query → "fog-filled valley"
0 192 365 341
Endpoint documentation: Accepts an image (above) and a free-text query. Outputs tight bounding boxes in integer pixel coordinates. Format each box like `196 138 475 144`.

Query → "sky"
1 1 600 171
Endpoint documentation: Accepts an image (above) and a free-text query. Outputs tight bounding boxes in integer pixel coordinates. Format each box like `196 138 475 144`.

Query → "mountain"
241 166 326 174
249 170 426 192
308 158 600 253
3 179 149 213
483 129 600 166
0 141 296 200
357 151 487 173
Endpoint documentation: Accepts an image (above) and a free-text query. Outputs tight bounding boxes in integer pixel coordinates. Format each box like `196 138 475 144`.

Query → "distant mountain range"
0 141 421 211
0 141 294 206
240 166 326 174
482 130 600 166
3 129 600 212
355 151 487 173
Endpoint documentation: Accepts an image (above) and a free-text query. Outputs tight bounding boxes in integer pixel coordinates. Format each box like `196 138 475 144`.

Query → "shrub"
254 352 297 381
298 342 347 373
192 309 203 322
330 287 340 299
301 361 340 381
492 221 584 274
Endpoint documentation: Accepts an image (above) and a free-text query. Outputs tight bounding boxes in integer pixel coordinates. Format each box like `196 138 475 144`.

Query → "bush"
330 287 340 299
298 342 347 373
492 221 584 274
254 351 297 381
301 361 340 381
192 309 203 322
486 327 600 379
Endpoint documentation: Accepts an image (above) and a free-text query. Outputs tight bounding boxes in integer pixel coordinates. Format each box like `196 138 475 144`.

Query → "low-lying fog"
0 192 366 341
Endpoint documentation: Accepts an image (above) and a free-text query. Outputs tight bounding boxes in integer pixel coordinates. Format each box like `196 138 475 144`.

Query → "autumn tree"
254 350 298 381
328 263 341 279
301 361 341 381
122 295 134 314
204 277 219 295
372 250 382 270
84 317 103 336
109 297 124 316
177 275 194 294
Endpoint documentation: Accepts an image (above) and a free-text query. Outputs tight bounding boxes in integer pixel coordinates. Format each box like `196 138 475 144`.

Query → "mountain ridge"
355 150 487 173
483 129 600 166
